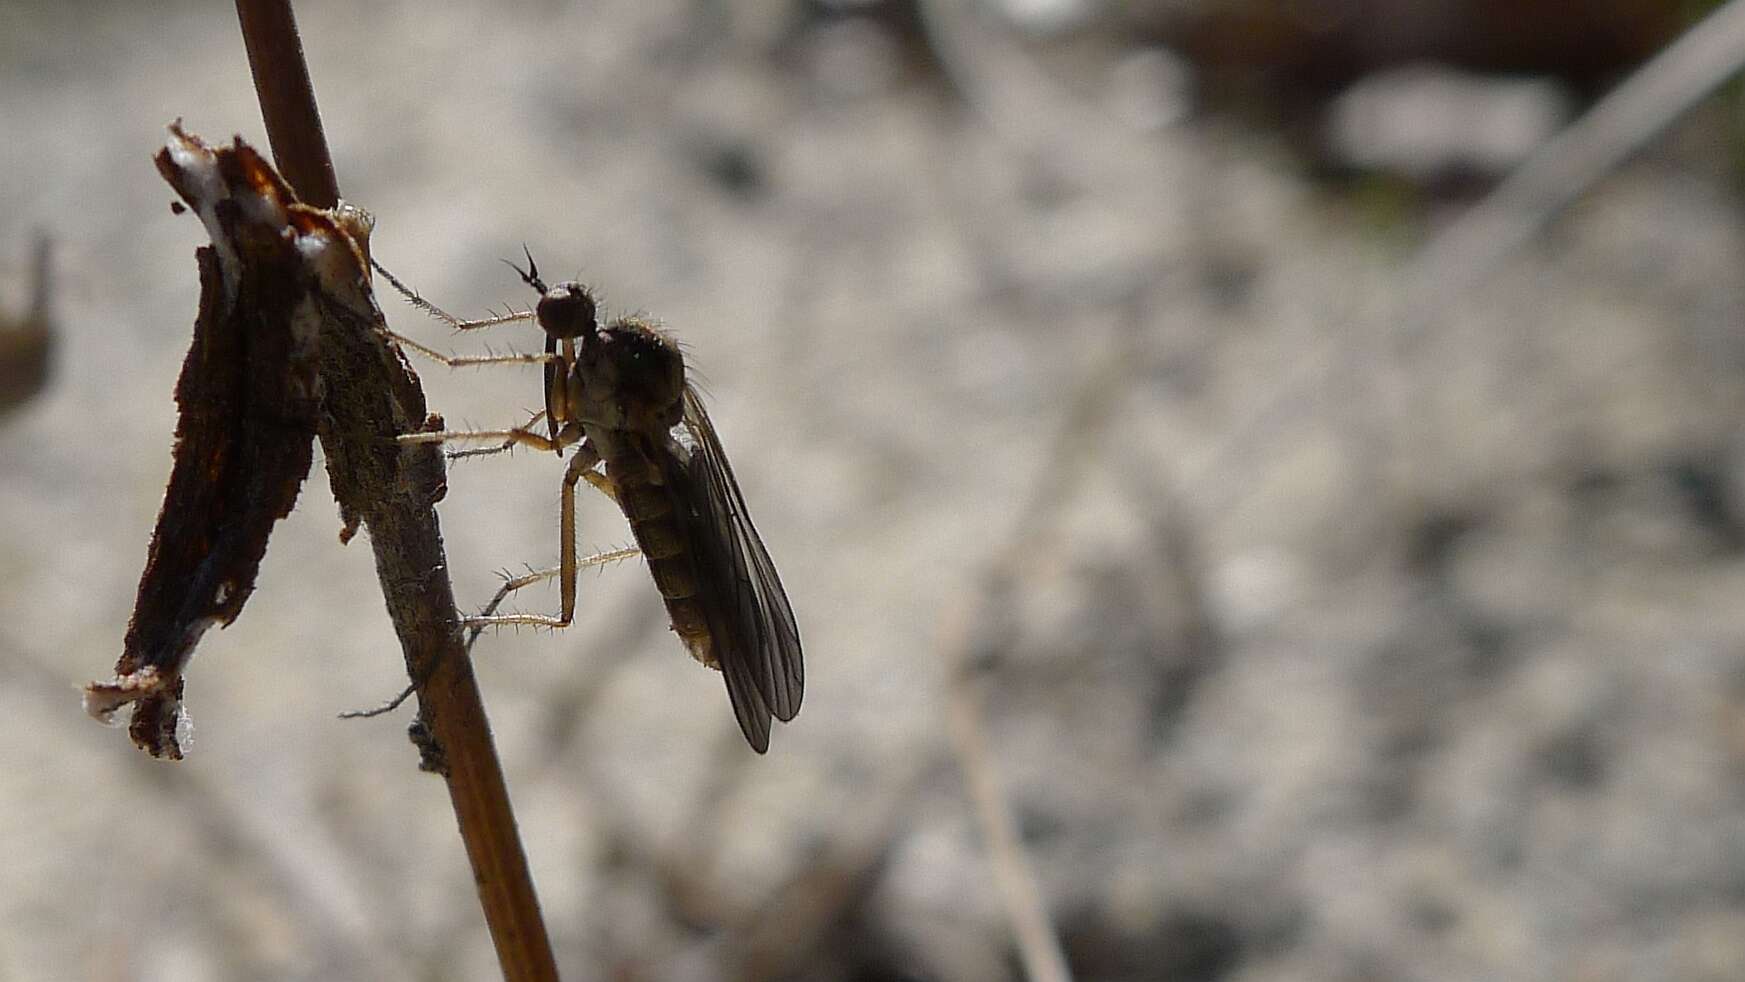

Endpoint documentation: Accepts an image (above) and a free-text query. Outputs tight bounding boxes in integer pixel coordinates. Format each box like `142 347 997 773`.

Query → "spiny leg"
447 411 549 461
339 544 639 721
372 257 536 333
399 423 619 503
398 420 625 494
463 546 640 647
383 329 555 369
461 440 608 630
369 257 552 368
399 424 566 454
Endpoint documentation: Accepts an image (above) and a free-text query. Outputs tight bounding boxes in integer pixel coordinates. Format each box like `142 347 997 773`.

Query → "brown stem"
232 2 560 979
234 0 338 208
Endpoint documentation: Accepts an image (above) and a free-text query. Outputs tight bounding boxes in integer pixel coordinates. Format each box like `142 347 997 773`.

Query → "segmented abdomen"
603 438 716 668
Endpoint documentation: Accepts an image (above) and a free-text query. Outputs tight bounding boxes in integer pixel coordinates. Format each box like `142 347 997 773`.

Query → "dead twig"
0 233 53 416
86 2 560 978
233 2 560 976
234 0 339 209
1404 0 1745 316
934 294 1150 982
944 628 1071 982
718 754 939 982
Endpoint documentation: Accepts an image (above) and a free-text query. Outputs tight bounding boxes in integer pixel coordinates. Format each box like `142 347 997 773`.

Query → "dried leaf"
84 124 373 758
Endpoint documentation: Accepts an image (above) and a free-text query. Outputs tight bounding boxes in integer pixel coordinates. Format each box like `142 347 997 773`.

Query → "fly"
384 252 803 752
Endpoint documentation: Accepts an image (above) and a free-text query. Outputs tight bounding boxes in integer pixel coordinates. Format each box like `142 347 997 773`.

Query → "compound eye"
536 283 597 340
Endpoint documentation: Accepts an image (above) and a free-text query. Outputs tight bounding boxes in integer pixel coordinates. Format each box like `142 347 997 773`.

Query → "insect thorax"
575 316 685 432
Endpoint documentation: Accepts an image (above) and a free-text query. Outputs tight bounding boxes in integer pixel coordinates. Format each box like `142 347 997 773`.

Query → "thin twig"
944 637 1071 982
232 3 559 980
1359 1 1745 518
28 231 51 322
0 233 53 415
234 0 339 209
1166 2 1745 512
936 296 1148 982
718 754 940 982
1404 0 1745 316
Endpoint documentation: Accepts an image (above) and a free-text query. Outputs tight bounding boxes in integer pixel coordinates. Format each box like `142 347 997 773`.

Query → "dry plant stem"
1364 1 1745 521
0 233 53 415
944 613 1071 982
935 309 1142 982
234 0 338 209
1404 0 1745 315
720 756 938 982
233 2 559 980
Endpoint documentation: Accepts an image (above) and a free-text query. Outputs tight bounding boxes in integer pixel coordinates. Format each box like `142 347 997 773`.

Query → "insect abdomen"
605 446 716 668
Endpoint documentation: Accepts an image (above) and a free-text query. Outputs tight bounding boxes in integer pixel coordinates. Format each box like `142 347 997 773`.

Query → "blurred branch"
1405 0 1745 318
0 233 53 416
1174 0 1745 517
944 636 1073 982
721 757 935 982
917 0 1156 191
231 3 558 980
934 292 1151 982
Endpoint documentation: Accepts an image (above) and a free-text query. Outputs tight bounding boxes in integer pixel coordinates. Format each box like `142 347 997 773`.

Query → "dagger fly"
392 252 803 752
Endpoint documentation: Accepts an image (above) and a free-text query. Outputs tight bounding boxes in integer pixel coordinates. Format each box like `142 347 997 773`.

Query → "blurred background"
4 1 1745 979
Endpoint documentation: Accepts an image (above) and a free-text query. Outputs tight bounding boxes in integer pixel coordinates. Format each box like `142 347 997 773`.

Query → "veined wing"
663 385 803 751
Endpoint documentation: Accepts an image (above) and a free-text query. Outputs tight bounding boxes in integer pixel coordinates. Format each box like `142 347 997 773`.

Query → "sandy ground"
2 2 1744 980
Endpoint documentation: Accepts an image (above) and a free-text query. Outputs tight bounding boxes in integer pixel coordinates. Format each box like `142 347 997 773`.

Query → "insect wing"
671 386 804 749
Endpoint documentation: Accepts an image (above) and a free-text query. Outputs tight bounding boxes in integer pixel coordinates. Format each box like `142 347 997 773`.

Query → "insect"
383 252 803 752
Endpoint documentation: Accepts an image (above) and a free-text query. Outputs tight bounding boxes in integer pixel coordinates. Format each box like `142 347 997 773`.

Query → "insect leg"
372 257 536 333
382 328 554 369
464 546 639 644
369 258 551 367
460 439 607 630
336 543 638 720
575 463 618 502
555 439 607 625
398 425 565 454
448 411 549 461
